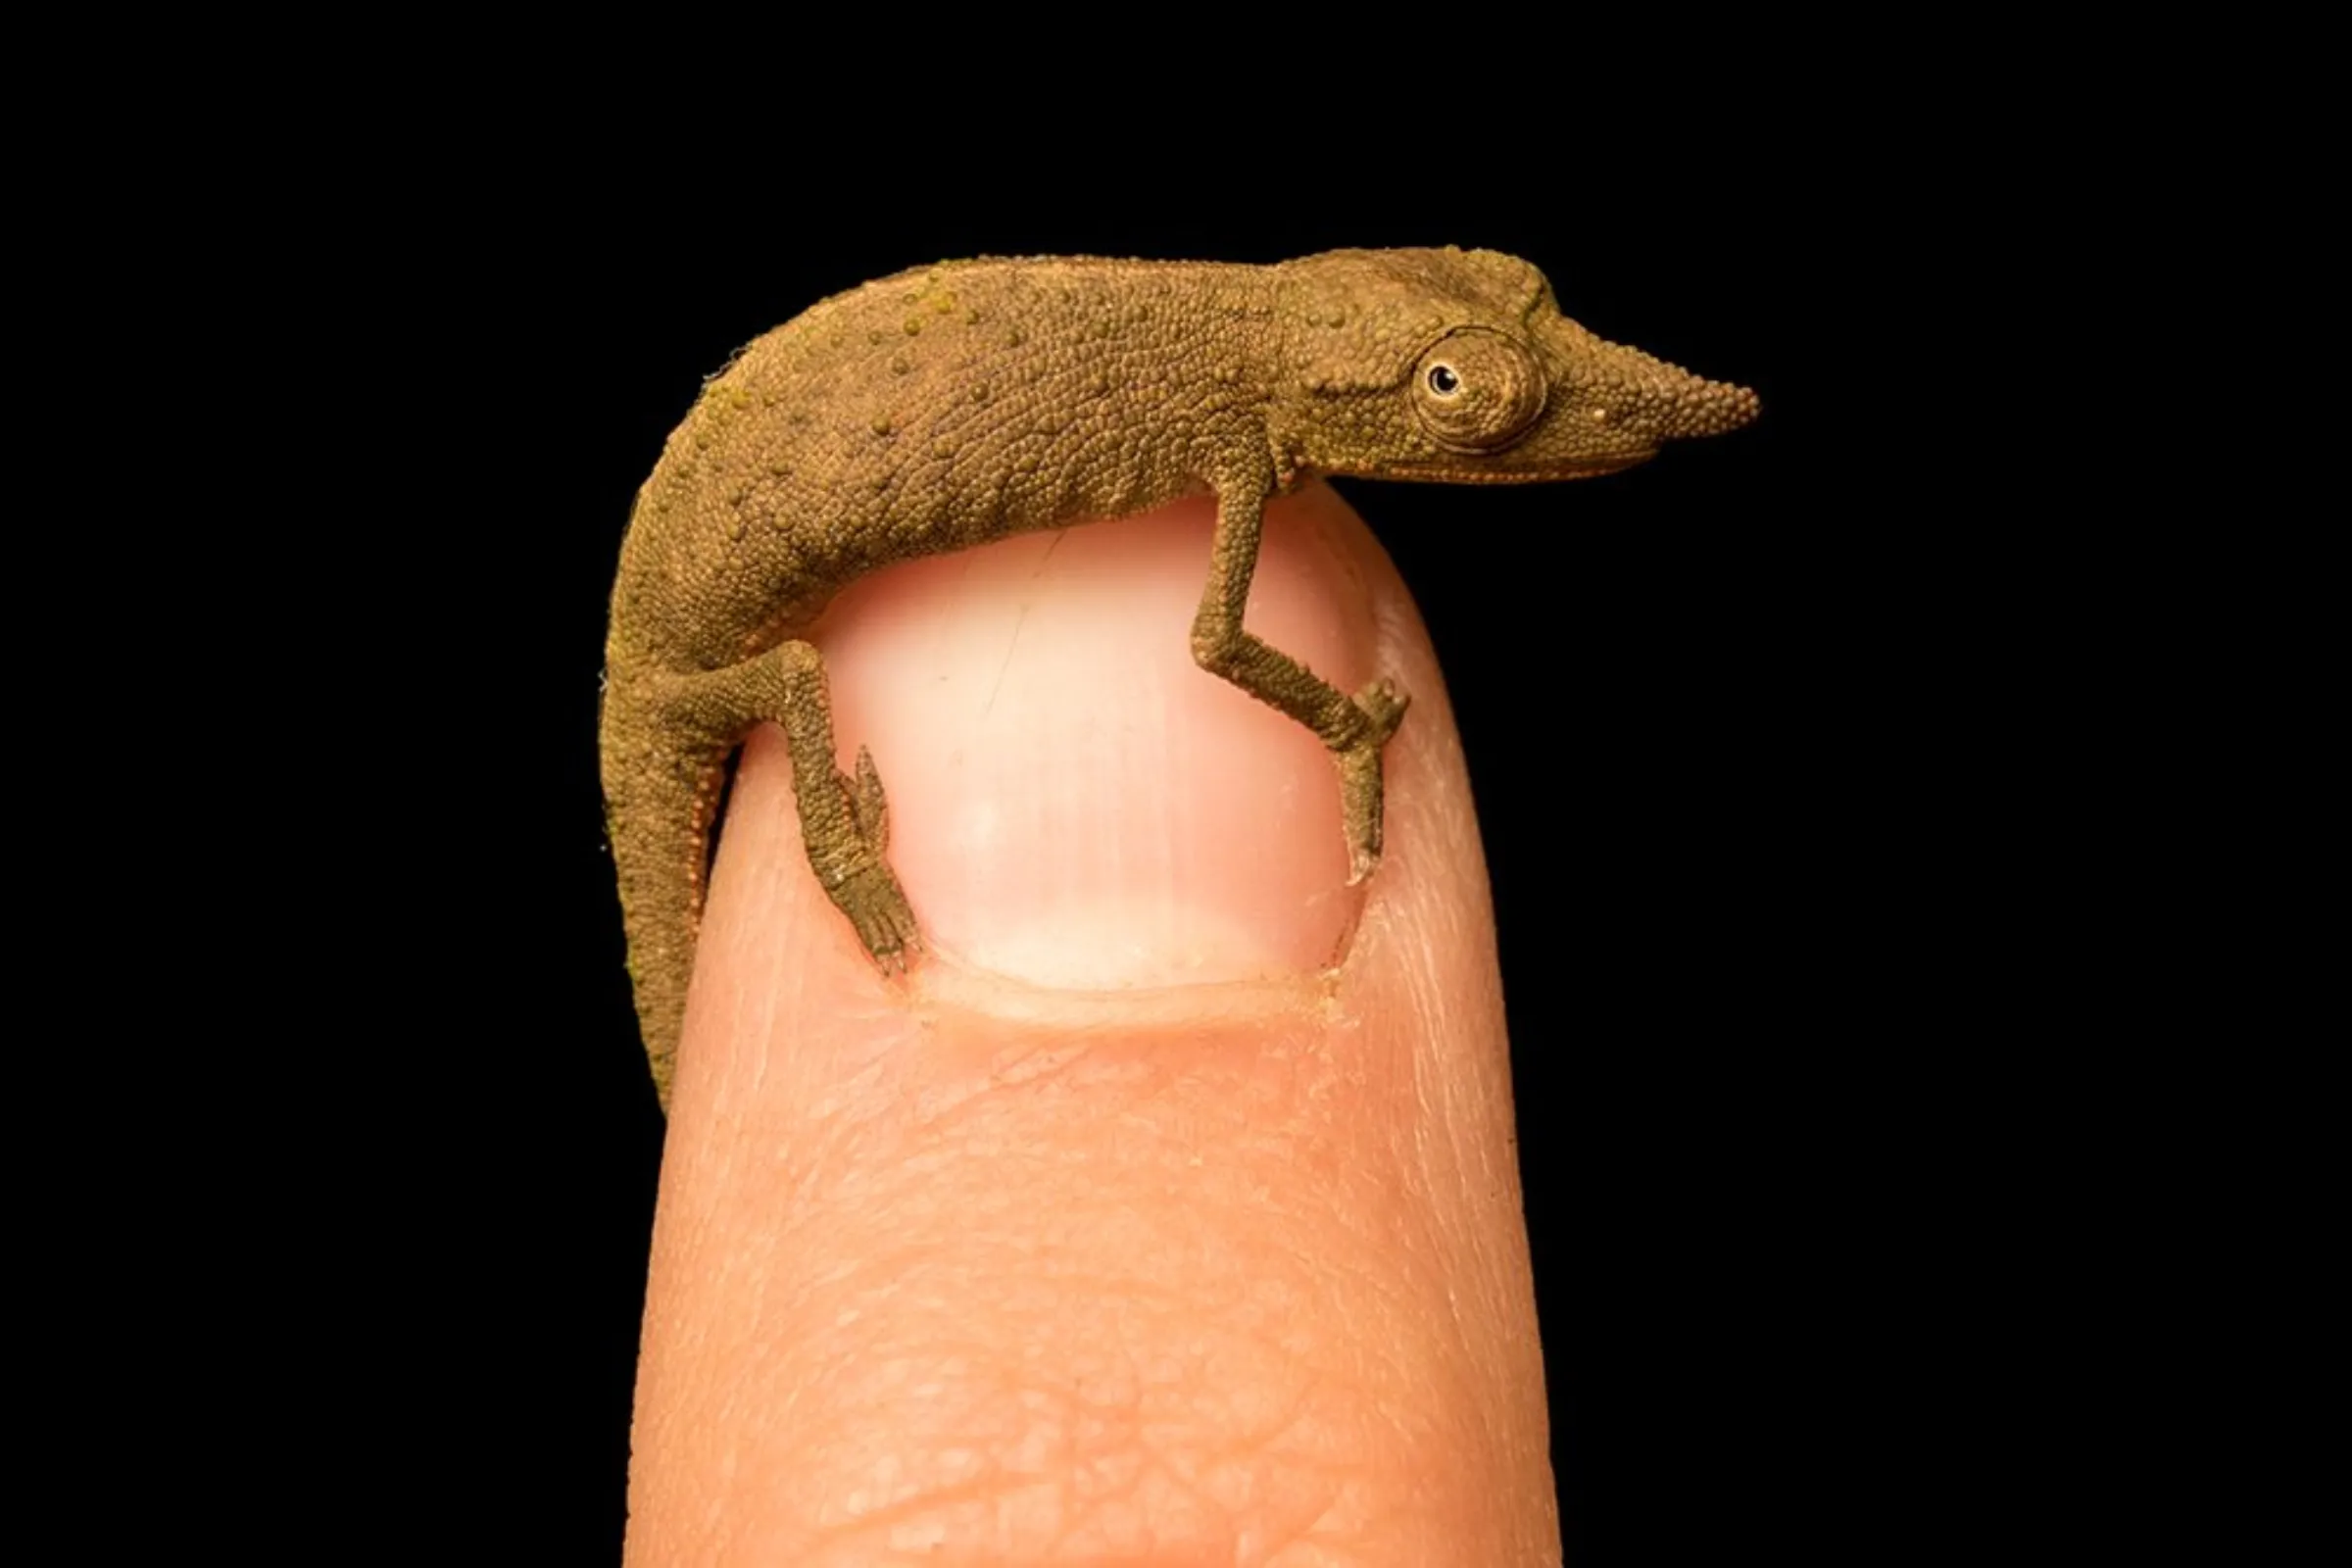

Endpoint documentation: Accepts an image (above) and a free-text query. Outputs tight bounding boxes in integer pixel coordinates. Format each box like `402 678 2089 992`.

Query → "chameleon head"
1271 247 1758 484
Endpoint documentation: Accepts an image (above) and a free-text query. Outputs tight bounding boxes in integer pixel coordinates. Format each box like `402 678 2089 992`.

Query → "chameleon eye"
1411 329 1547 454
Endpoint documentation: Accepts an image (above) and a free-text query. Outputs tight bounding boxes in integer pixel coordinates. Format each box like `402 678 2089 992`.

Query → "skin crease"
627 484 1561 1563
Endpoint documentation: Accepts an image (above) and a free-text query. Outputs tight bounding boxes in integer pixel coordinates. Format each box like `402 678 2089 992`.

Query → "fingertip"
637 489 1553 1559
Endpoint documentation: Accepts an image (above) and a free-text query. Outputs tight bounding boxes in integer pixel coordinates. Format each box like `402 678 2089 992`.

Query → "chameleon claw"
829 858 919 974
1352 676 1409 747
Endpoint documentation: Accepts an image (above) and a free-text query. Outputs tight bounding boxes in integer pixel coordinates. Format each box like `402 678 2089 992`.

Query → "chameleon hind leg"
603 639 916 1110
1189 483 1409 882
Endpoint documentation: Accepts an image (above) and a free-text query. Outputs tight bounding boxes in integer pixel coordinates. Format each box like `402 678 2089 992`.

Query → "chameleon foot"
820 745 918 971
1338 676 1410 884
827 858 920 972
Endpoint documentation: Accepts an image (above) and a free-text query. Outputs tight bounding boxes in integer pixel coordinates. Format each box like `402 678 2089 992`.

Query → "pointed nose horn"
1599 338 1761 440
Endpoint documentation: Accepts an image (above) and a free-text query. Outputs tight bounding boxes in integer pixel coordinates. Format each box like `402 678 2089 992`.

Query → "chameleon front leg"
1188 479 1409 882
605 639 916 1109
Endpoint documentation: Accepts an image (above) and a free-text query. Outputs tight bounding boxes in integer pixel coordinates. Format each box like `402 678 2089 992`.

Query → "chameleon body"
603 248 1757 1108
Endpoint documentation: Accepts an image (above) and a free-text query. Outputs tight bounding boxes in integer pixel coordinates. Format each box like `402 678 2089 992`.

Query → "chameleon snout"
1578 340 1760 445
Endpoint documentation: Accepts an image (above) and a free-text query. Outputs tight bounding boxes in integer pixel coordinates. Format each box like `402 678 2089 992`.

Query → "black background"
319 134 1985 1560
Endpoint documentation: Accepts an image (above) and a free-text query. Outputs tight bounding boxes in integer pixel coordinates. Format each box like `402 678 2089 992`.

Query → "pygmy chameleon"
603 248 1757 1109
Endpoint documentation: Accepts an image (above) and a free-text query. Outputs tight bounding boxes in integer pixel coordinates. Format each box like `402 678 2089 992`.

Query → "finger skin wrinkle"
637 1003 1524 1562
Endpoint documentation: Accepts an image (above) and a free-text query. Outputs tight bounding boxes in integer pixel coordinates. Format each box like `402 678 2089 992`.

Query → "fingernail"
812 483 1383 990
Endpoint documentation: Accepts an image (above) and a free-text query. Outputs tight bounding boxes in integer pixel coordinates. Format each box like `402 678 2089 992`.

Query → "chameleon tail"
599 685 727 1112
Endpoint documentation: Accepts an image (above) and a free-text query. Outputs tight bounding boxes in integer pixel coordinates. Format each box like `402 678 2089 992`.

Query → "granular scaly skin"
604 248 1757 1108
